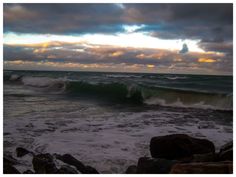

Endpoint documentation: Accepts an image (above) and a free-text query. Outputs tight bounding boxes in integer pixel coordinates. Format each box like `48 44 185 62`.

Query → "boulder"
220 141 233 152
57 165 78 174
150 134 215 160
4 154 18 166
3 154 20 174
16 147 31 157
3 163 20 174
170 162 233 174
125 165 137 174
56 154 99 174
32 153 58 174
84 165 99 174
23 170 34 174
218 141 233 161
137 157 177 174
192 153 217 162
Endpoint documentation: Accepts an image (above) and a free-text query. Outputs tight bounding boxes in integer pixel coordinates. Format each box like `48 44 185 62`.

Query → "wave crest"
6 75 233 111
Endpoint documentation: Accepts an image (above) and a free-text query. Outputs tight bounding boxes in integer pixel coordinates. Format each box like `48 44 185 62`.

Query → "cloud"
3 41 232 75
198 58 217 63
3 3 233 74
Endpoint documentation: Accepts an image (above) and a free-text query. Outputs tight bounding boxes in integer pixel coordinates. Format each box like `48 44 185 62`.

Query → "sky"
3 3 233 75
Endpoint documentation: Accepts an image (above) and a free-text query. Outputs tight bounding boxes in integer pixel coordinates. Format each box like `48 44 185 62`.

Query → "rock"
125 165 137 174
3 163 20 174
218 148 233 161
170 162 233 174
220 141 233 152
192 153 217 162
32 153 58 174
150 134 215 160
137 157 177 174
57 165 78 174
56 154 99 174
4 154 18 166
23 170 34 174
16 147 30 157
218 141 233 161
84 166 99 174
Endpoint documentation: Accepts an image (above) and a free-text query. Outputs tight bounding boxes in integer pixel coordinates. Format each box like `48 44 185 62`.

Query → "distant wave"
106 74 142 78
165 76 188 80
6 75 233 111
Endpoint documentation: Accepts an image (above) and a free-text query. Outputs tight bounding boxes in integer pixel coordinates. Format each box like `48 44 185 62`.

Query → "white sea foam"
144 96 232 111
4 96 232 173
106 74 142 78
165 76 188 80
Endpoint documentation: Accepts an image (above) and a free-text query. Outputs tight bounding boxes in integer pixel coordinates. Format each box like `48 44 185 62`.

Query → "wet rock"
23 170 34 174
137 157 177 174
192 153 217 162
16 147 30 157
218 141 233 161
32 153 58 174
150 134 215 160
125 165 137 174
170 162 233 174
220 141 233 152
56 154 99 174
84 165 99 174
4 154 18 166
3 164 20 174
57 165 78 174
3 154 20 174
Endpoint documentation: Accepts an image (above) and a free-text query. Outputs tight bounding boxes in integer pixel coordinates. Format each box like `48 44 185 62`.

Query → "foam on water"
4 91 233 173
3 71 233 173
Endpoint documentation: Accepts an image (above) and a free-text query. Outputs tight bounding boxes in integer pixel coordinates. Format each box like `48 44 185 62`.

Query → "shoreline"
4 134 233 174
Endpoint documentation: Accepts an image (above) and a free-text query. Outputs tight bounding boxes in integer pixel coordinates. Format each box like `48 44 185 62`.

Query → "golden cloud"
147 64 155 68
198 58 217 63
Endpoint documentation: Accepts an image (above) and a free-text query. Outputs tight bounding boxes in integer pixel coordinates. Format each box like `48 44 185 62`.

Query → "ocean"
3 70 233 173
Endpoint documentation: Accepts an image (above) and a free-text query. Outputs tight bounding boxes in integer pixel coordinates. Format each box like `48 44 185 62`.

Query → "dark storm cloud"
4 3 126 34
4 4 232 38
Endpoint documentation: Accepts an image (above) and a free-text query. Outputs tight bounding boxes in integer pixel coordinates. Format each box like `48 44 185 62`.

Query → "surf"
5 74 233 111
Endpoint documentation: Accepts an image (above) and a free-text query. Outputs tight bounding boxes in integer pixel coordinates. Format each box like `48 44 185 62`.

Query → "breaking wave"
6 75 233 111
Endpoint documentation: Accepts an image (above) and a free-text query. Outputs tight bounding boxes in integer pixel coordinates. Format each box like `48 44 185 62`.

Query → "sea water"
3 70 233 173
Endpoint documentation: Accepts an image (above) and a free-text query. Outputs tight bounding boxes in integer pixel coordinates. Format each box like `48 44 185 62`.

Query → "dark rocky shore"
4 134 233 174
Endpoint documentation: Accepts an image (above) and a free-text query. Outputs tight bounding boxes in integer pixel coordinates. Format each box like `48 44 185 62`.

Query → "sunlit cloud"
147 64 155 68
198 58 217 63
4 32 205 53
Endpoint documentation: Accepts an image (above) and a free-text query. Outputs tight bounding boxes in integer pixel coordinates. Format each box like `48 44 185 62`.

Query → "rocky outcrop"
32 153 58 174
3 135 233 174
136 157 177 174
56 154 99 174
3 154 20 174
4 154 18 166
57 165 78 174
23 170 34 174
192 153 218 162
3 163 20 174
125 165 137 174
150 134 215 160
170 162 233 174
218 141 233 161
16 147 31 157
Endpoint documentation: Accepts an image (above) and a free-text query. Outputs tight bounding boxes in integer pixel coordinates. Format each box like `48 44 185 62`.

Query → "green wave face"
4 72 233 111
